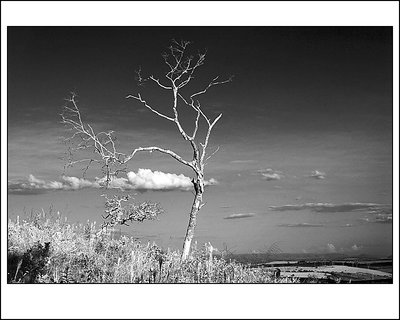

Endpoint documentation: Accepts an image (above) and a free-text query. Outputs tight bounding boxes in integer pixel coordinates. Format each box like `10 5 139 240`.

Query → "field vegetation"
7 209 296 284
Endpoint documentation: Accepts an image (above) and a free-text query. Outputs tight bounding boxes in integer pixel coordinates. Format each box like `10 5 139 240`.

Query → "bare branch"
135 66 147 86
124 146 196 171
190 106 201 140
176 52 206 89
62 94 197 180
211 113 223 128
190 75 233 101
204 146 220 164
149 75 172 90
61 95 125 186
126 93 175 122
200 113 223 168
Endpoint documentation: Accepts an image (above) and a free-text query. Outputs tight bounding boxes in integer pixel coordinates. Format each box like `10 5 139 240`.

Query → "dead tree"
61 40 232 261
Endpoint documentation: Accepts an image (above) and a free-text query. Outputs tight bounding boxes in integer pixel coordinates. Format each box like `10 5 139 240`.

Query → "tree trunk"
181 179 204 261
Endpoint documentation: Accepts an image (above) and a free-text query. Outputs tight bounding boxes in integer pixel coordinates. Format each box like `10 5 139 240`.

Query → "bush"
8 241 51 283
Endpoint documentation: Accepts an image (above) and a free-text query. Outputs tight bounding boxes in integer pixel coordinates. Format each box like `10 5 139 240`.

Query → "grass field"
7 211 298 284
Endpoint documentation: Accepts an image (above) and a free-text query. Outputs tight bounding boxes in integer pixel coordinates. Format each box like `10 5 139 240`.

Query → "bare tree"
61 40 232 261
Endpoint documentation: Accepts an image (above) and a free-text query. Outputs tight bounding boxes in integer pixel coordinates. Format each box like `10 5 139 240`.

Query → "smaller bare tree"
101 194 163 228
61 39 232 260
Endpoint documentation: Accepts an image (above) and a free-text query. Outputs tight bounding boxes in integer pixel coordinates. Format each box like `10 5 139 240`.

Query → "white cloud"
28 174 65 190
127 169 192 190
205 178 219 186
25 174 99 191
62 176 100 189
95 176 132 190
127 169 218 190
258 168 282 181
351 244 362 251
327 243 336 253
230 160 257 164
317 243 365 254
262 173 281 181
224 213 255 220
308 170 326 179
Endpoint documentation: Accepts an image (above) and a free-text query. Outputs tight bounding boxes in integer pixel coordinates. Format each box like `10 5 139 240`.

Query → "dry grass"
8 210 297 284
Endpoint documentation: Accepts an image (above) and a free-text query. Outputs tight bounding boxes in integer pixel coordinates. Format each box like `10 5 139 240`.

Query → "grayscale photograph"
7 25 393 284
2 2 399 320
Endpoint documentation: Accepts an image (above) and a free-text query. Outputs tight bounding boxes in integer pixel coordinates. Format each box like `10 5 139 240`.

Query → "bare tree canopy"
61 39 232 260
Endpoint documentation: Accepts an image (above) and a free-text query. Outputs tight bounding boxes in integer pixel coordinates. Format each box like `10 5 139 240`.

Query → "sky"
7 27 393 257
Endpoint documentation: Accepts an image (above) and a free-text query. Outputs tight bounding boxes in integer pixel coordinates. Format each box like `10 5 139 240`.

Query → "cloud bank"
324 243 363 254
277 223 324 228
8 175 97 194
230 160 257 164
269 202 392 225
8 169 219 194
361 214 393 224
269 202 391 213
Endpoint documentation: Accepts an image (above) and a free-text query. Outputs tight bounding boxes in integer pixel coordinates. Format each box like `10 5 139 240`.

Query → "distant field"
215 252 393 283
224 252 392 265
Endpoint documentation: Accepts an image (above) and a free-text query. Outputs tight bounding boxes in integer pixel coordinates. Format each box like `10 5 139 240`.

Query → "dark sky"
7 27 393 255
8 27 392 131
